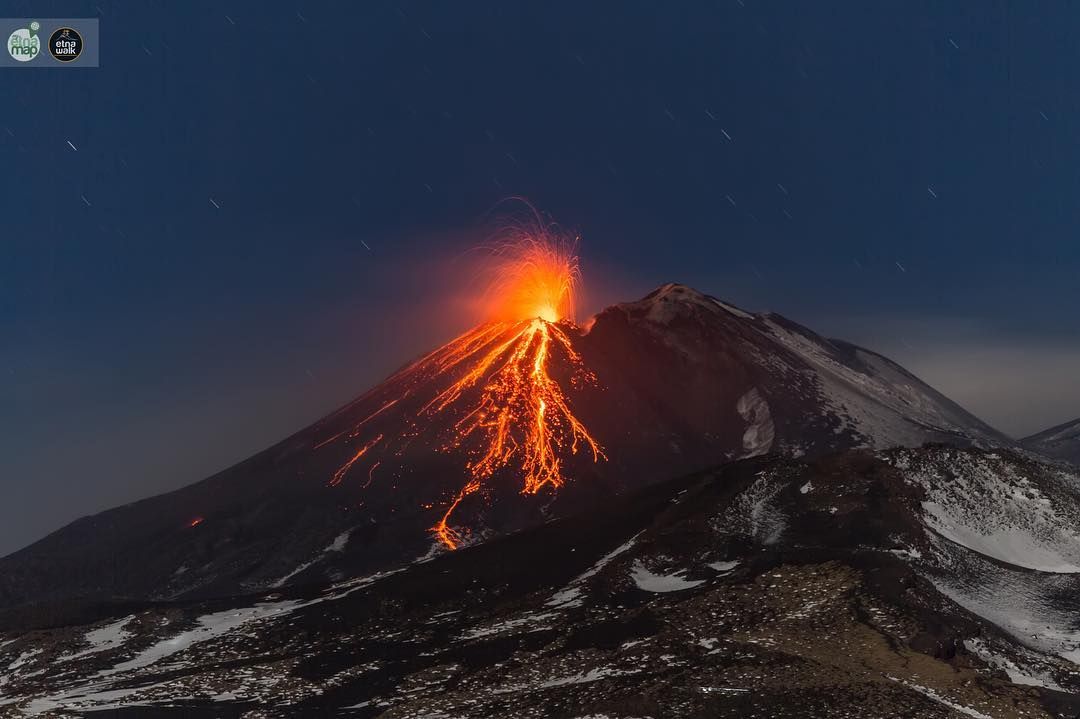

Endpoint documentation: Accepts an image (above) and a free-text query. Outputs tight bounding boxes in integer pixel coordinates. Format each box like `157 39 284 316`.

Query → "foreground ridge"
2 447 1079 716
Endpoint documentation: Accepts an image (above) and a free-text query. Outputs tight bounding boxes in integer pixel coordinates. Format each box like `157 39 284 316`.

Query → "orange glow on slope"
329 434 383 487
188 517 204 528
327 219 604 550
314 399 398 450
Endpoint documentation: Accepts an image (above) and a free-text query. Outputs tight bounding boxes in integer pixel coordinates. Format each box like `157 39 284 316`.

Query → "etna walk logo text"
6 20 40 62
49 27 82 62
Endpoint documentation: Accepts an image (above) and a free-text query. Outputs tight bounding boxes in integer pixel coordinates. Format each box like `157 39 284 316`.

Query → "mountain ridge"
1022 417 1080 466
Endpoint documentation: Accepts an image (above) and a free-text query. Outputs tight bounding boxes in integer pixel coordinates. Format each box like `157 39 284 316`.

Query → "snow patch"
546 533 641 608
888 547 923 561
736 388 775 457
270 559 318 588
493 665 640 694
461 612 558 640
887 676 992 719
964 638 1063 690
58 616 135 662
6 648 41 671
271 528 358 587
326 529 352 552
106 603 299 675
630 562 704 592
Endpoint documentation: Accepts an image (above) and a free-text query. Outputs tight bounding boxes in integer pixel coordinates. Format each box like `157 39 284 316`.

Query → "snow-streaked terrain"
1 447 1077 716
890 448 1080 573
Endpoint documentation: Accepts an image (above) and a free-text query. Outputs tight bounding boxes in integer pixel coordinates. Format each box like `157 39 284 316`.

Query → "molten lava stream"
329 434 382 487
427 317 604 549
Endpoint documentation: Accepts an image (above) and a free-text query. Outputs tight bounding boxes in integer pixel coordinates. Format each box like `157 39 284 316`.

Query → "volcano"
0 283 1009 611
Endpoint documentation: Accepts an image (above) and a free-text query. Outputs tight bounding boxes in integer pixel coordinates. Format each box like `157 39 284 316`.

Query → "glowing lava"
425 316 605 548
329 434 383 487
481 233 580 325
327 220 605 550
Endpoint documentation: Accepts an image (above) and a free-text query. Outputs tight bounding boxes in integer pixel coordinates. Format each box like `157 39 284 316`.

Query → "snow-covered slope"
891 448 1080 573
590 283 1008 457
1023 417 1080 467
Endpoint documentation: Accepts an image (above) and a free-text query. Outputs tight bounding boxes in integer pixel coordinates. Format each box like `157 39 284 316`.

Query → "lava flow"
327 223 606 550
425 230 605 548
425 315 605 548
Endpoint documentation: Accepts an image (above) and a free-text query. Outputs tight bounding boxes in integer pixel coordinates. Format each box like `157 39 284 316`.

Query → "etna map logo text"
7 21 40 62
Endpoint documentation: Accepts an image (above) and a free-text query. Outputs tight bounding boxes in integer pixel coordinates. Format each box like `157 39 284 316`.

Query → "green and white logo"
7 21 41 62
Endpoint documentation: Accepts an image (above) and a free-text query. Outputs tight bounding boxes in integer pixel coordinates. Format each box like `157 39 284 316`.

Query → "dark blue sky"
4 1 1080 555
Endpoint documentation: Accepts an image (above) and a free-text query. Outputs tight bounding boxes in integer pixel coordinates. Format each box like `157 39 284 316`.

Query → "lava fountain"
326 217 606 550
425 232 604 548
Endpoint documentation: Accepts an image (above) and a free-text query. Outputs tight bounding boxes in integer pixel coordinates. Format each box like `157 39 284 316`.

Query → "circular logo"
7 26 41 62
49 27 82 62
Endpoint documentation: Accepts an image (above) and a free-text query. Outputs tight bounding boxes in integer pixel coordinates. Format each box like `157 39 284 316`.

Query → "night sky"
4 1 1080 556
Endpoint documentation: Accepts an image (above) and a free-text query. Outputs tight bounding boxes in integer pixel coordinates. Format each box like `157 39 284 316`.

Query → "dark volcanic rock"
1 447 1078 716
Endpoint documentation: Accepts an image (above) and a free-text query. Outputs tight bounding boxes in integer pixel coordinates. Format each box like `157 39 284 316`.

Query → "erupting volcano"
0 251 1013 607
325 224 605 549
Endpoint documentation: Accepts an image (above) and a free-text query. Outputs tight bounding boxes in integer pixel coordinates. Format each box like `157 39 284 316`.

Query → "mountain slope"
1023 417 1080 466
2 447 1077 717
0 284 1009 610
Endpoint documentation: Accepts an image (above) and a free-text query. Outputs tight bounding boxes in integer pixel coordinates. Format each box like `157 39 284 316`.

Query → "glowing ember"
329 434 383 487
188 517 204 528
326 217 605 550
481 232 580 324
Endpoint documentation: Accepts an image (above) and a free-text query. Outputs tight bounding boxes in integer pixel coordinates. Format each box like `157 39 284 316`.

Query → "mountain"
0 283 1009 611
1023 418 1080 466
3 446 1079 716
